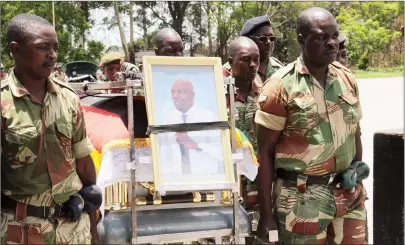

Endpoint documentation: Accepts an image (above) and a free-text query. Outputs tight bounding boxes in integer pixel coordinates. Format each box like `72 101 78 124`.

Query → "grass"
353 70 403 79
353 66 404 78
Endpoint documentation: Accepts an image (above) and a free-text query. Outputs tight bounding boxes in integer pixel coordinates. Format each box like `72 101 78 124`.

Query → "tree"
70 40 105 63
208 2 241 63
185 2 207 56
134 2 158 50
337 2 403 69
145 1 190 38
205 2 213 56
0 2 103 68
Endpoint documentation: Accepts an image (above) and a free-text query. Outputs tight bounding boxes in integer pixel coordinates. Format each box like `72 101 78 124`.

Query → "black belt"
1 194 63 219
276 169 340 185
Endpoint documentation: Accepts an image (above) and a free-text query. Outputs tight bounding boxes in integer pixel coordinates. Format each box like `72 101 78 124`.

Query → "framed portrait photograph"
142 56 235 193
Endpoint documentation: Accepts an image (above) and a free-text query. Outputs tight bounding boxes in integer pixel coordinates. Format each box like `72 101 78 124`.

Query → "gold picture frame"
142 56 236 193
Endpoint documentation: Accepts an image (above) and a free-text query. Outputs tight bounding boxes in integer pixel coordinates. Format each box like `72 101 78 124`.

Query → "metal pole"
52 2 55 28
228 77 236 153
228 77 241 243
127 81 137 244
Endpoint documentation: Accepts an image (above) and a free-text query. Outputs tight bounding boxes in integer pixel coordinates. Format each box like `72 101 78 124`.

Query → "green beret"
99 52 124 67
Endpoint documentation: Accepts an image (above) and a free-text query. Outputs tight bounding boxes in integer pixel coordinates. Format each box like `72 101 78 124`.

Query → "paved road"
357 76 403 244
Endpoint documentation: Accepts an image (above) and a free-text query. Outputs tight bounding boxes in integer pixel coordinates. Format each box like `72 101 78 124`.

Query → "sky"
87 7 207 50
87 8 142 48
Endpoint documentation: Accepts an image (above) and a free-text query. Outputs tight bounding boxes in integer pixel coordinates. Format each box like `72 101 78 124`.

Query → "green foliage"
337 2 403 69
1 2 104 69
2 1 402 70
133 31 157 50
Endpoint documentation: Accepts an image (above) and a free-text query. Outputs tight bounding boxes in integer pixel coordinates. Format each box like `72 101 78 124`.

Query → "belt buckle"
327 173 336 185
47 207 55 218
47 205 62 219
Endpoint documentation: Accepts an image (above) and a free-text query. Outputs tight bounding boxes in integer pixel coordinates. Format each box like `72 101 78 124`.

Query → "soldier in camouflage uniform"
223 16 284 207
97 52 141 94
1 14 100 244
255 8 368 244
224 37 261 209
98 52 140 82
224 37 260 151
223 16 284 86
336 35 349 66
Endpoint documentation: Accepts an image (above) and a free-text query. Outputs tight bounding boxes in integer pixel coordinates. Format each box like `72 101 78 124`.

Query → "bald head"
297 7 339 68
172 79 194 92
297 7 336 37
228 37 260 83
171 79 195 112
155 28 183 56
229 36 259 59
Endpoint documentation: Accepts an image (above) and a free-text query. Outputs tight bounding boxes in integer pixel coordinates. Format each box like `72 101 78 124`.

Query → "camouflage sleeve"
72 96 95 159
122 62 140 73
254 78 287 131
349 72 363 121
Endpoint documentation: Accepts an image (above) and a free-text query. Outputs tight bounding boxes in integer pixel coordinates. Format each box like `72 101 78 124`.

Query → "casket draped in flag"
81 103 259 181
81 104 130 174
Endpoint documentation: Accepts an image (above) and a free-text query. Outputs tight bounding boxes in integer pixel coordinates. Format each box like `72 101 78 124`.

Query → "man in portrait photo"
159 79 224 176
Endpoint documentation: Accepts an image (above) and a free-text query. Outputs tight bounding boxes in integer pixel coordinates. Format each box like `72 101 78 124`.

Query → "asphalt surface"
357 76 403 244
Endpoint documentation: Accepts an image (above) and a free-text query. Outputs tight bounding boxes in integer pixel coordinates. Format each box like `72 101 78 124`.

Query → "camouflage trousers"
1 211 91 244
273 178 368 245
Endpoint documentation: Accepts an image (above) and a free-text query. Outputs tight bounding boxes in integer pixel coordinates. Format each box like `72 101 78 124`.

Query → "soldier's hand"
257 215 279 244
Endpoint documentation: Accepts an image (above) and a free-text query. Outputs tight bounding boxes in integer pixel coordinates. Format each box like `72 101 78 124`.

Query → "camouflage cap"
99 52 124 67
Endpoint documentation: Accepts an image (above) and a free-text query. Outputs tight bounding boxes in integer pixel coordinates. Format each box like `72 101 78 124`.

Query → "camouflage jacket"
222 57 283 153
96 62 143 95
255 57 363 175
1 70 94 206
222 65 260 153
257 56 284 85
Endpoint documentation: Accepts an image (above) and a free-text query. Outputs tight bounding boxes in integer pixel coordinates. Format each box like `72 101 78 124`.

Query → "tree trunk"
129 2 134 44
199 2 203 54
167 1 190 38
114 2 128 60
206 2 213 56
141 3 148 50
79 1 89 49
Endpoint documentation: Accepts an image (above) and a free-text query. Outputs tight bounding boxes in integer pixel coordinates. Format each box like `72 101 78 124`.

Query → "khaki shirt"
1 70 94 206
255 57 363 175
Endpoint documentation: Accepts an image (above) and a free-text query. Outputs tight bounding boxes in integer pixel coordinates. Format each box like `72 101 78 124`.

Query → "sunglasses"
250 35 277 42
